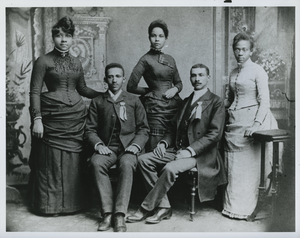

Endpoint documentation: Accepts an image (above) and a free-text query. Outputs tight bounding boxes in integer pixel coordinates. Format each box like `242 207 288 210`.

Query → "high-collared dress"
28 48 100 214
127 49 182 151
222 58 278 219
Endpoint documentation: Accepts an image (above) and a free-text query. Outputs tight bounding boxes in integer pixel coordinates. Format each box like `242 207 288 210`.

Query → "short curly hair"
232 32 254 51
52 16 75 38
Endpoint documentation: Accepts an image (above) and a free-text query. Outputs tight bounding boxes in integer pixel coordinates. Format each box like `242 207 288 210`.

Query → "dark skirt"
28 97 88 214
141 93 182 151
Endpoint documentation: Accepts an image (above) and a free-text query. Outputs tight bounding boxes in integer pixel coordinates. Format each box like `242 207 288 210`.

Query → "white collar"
191 88 208 105
109 89 122 101
55 47 69 54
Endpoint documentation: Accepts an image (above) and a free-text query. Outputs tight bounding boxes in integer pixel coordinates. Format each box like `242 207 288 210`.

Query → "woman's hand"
164 87 178 99
32 119 44 138
244 121 261 137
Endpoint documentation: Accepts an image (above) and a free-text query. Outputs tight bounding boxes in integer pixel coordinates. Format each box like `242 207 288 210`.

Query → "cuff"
94 142 104 151
33 116 42 121
186 146 196 157
159 140 168 148
131 143 141 152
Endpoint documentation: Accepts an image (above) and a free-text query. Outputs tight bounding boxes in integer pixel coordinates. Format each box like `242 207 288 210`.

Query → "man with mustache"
127 63 227 224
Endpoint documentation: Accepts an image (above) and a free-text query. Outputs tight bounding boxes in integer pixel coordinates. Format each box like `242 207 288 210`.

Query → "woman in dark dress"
127 19 183 152
28 16 100 215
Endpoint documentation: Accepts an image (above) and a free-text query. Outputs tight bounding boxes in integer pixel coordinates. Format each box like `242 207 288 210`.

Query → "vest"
177 100 200 149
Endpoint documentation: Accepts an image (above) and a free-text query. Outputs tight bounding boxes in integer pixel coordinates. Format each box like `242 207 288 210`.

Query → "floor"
5 165 296 236
5 184 274 233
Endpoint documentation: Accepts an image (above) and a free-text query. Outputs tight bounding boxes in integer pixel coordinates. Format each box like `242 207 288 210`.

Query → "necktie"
119 102 127 121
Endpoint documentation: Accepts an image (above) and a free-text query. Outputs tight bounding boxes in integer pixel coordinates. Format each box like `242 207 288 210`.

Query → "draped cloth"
222 106 278 219
28 96 88 214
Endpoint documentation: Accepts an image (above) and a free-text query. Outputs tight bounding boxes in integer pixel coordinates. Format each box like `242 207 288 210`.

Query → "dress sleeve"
76 64 101 99
172 60 183 93
254 66 270 124
29 57 46 119
224 74 234 108
127 57 151 95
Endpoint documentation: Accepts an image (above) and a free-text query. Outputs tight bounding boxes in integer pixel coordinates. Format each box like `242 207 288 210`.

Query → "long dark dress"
127 49 182 151
28 48 100 214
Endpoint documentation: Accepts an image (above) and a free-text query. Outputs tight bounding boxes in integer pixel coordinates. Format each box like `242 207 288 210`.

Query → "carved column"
71 9 111 93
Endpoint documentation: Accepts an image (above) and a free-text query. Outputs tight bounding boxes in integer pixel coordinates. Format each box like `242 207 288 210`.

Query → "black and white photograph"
2 0 298 237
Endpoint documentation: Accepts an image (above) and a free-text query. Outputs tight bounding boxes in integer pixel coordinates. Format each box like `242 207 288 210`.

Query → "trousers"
138 151 197 211
89 146 137 215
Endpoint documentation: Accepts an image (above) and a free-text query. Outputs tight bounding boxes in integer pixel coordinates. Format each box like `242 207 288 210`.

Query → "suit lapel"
189 90 213 122
176 93 193 130
105 90 126 121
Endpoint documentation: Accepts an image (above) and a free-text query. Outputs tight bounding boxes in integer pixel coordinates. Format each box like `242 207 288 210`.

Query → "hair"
232 32 254 51
105 63 125 77
190 63 210 75
52 16 75 38
148 19 169 38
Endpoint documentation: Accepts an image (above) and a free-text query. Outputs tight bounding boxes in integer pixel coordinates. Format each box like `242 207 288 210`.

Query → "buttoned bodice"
30 48 100 118
127 49 182 98
227 59 270 123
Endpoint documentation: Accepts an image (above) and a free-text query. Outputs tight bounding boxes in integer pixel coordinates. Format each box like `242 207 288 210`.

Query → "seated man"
127 63 227 224
85 63 149 232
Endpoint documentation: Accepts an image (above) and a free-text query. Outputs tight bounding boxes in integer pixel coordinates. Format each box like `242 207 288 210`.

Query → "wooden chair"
186 167 224 221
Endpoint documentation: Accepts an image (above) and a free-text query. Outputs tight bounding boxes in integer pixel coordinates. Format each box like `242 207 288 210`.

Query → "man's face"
105 67 125 94
233 40 252 64
190 68 210 91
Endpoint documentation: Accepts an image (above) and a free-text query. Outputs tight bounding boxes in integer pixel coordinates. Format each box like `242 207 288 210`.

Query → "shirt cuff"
159 140 168 148
131 143 141 152
33 116 42 121
94 142 104 151
186 146 196 157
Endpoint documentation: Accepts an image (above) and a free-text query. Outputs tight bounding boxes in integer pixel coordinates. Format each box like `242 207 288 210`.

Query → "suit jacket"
162 89 227 202
84 90 149 154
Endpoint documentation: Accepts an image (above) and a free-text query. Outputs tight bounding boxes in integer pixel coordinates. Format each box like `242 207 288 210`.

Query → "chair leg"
190 172 197 221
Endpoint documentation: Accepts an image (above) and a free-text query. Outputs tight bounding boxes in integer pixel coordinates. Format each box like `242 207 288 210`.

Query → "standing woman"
127 19 182 152
222 32 278 220
28 16 100 215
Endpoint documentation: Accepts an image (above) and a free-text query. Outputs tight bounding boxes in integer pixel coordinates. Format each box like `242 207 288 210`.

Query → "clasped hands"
153 143 192 160
96 144 139 155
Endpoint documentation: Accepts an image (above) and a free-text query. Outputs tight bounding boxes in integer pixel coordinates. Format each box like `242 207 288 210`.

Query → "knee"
90 154 107 171
119 153 137 170
161 163 177 181
138 153 153 169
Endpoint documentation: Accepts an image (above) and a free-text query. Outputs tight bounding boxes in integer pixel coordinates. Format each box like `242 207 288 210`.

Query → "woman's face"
53 28 73 51
233 40 252 64
149 27 167 50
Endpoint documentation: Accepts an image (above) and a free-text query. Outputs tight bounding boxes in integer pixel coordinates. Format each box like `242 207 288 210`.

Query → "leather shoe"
126 207 153 223
97 213 112 231
114 213 127 232
145 208 172 224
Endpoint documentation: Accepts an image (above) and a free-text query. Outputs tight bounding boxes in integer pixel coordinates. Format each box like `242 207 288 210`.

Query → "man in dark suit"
127 63 227 224
85 63 149 232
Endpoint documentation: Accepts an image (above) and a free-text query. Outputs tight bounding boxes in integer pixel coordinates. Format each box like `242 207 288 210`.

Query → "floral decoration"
253 49 286 81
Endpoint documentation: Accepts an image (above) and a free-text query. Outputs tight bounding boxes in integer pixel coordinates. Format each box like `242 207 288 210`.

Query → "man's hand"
175 149 192 160
96 144 113 155
125 145 140 154
153 143 166 158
